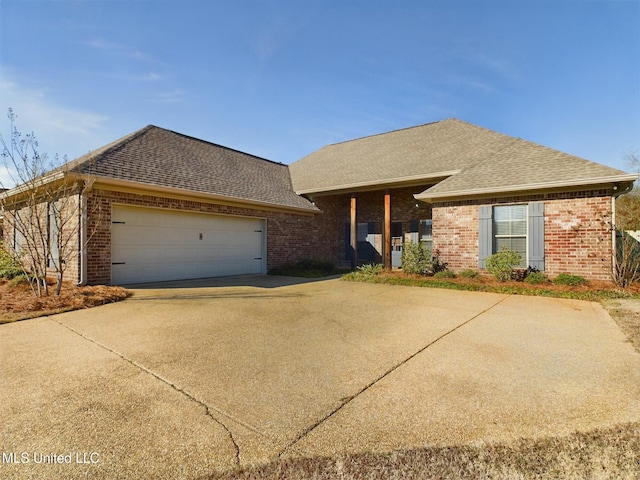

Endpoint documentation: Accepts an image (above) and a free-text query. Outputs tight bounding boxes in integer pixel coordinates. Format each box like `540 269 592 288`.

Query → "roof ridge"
154 126 286 167
66 125 155 173
321 118 459 149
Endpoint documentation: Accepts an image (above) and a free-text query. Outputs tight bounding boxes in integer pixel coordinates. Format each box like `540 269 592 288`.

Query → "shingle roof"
66 125 318 212
289 119 637 199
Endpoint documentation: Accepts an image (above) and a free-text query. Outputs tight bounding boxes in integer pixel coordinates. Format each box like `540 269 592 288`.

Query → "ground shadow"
123 274 342 290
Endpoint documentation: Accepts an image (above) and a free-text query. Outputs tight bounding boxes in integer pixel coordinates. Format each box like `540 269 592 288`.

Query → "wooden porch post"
350 193 357 270
384 190 391 269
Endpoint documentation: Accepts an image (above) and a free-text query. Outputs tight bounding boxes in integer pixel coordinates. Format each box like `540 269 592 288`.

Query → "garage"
111 205 266 284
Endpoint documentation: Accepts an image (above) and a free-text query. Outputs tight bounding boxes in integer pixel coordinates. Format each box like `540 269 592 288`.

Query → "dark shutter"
478 206 493 268
528 202 545 270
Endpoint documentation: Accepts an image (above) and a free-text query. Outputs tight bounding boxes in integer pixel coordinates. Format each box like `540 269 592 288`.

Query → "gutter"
293 170 461 196
415 173 639 202
92 177 321 215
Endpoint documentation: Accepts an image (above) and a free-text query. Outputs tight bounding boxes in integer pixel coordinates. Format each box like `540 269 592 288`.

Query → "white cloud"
0 70 110 163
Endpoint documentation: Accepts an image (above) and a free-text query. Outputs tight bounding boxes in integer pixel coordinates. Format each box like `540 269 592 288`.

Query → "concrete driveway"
2 277 640 479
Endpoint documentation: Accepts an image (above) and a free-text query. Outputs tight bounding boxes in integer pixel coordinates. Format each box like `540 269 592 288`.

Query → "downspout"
77 192 88 286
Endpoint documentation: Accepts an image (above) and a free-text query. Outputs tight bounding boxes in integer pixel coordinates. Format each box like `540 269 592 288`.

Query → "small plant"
459 269 479 278
553 273 587 286
434 270 455 279
0 243 24 280
524 272 548 284
356 263 384 276
401 240 431 275
429 249 449 274
484 248 522 282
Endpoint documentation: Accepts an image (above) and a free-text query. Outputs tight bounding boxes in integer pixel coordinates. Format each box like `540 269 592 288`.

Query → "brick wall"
1 197 82 285
432 190 614 281
84 189 328 285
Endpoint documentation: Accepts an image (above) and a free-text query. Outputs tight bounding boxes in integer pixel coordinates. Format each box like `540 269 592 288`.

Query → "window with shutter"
478 203 545 270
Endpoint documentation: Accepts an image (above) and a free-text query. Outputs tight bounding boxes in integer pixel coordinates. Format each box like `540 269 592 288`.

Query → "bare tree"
611 150 640 288
615 151 640 231
1 108 98 296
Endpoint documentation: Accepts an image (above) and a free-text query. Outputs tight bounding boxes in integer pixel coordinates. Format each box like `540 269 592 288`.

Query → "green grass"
341 271 639 301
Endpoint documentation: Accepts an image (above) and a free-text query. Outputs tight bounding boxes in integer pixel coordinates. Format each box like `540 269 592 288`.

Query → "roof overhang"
91 177 321 215
415 174 639 203
294 170 460 196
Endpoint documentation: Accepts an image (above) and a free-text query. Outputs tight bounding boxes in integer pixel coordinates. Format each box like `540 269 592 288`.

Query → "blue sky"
1 0 639 187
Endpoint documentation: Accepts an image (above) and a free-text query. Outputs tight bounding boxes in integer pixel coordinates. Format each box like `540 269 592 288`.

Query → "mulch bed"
0 279 130 322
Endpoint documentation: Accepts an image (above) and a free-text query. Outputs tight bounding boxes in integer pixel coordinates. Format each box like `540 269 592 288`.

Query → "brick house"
2 119 637 284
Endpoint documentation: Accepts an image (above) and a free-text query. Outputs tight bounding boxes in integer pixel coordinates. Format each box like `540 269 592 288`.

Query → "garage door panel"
111 206 265 284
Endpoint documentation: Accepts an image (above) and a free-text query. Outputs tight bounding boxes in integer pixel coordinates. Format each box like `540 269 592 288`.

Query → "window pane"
495 237 526 267
494 205 527 235
420 219 432 240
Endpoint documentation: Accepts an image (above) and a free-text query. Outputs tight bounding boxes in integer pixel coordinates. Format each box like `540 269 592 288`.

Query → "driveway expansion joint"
50 318 243 466
277 294 513 457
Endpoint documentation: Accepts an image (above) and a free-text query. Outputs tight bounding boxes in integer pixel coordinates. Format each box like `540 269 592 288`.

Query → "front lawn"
342 269 640 301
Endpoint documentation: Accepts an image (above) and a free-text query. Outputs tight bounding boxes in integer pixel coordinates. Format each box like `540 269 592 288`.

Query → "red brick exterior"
432 190 614 281
84 188 329 285
2 184 617 285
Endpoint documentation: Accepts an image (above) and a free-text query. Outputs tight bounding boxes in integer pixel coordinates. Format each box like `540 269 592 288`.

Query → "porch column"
384 190 391 269
350 193 357 270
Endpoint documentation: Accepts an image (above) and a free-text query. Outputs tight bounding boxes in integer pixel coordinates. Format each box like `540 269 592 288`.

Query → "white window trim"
493 204 528 268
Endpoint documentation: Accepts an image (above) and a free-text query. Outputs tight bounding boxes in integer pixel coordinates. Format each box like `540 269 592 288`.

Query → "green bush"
356 263 384 276
434 270 456 279
0 244 24 280
484 248 522 282
401 241 431 275
553 273 587 286
459 269 479 278
524 272 549 284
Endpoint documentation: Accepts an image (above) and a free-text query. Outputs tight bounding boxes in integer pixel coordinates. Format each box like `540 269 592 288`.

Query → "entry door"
391 221 403 268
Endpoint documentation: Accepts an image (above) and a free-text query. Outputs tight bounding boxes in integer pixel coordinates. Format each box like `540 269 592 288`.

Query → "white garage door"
111 205 265 284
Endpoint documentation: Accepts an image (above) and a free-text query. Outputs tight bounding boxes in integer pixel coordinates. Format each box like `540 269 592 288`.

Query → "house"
1 119 637 285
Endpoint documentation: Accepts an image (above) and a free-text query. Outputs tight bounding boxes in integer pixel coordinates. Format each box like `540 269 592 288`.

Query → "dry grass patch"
212 422 640 480
605 299 640 353
0 279 130 323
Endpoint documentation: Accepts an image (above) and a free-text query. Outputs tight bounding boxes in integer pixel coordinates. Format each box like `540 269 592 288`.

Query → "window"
419 219 433 253
479 202 544 271
48 203 60 269
493 205 527 266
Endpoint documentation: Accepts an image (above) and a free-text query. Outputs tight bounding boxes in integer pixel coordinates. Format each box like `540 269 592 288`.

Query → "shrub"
524 272 549 284
401 241 431 275
434 270 456 279
429 249 449 274
0 244 24 280
356 263 384 276
553 273 587 286
612 231 640 288
484 248 522 282
459 269 479 278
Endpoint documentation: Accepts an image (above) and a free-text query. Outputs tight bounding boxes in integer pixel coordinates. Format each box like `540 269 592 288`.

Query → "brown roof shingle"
68 125 318 212
289 119 637 199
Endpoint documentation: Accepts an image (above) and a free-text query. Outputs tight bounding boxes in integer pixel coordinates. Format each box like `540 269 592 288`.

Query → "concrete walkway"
2 277 640 479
